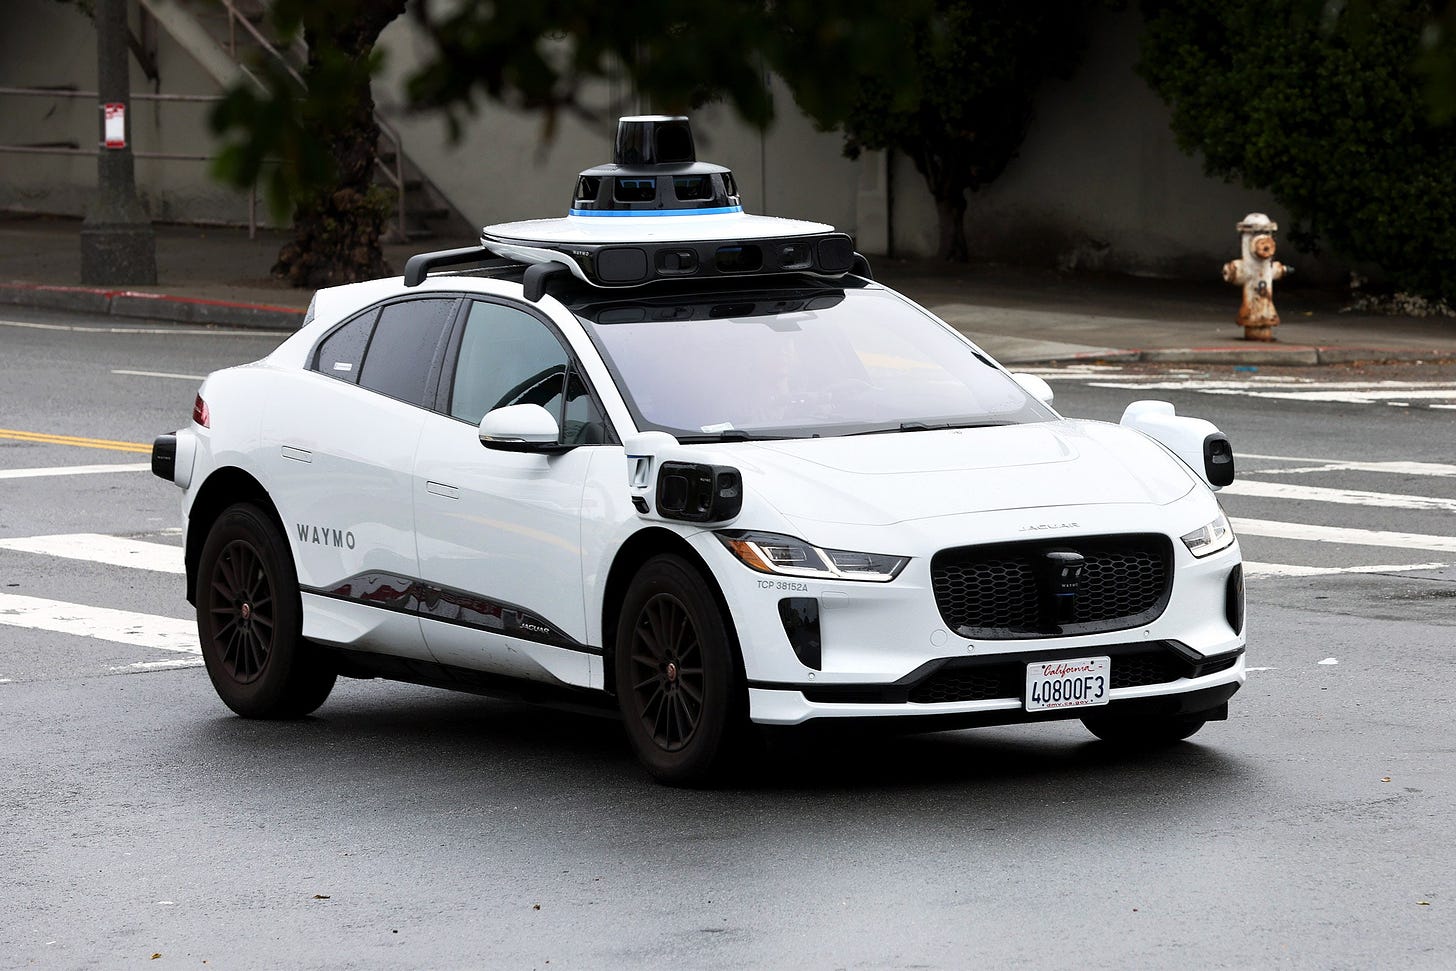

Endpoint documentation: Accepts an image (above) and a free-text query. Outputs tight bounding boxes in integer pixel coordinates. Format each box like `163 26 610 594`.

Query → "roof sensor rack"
403 115 873 301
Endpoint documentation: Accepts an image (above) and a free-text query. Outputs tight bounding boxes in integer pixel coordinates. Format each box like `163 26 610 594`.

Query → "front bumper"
748 650 1244 727
686 500 1247 726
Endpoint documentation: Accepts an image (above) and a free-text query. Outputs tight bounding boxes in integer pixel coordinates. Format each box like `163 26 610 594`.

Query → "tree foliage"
794 1 1090 261
210 0 405 287
206 0 943 284
1140 0 1456 299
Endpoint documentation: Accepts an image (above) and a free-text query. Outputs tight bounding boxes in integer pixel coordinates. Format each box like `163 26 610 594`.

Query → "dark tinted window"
313 310 377 384
358 299 456 407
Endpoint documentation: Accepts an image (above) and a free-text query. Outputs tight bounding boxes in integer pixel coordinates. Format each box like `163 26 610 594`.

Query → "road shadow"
178 678 1257 822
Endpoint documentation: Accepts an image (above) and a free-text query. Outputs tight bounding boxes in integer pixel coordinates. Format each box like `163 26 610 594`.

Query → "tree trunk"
934 189 968 262
273 2 405 288
904 147 970 263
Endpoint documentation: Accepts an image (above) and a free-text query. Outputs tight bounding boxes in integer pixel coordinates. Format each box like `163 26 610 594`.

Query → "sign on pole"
103 102 125 149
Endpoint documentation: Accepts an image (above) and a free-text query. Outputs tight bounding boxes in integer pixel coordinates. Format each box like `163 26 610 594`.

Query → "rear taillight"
192 394 210 428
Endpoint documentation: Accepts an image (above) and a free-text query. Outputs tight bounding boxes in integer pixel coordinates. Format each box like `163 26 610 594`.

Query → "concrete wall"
0 0 263 226
880 7 1342 281
1 1 1344 281
370 17 862 238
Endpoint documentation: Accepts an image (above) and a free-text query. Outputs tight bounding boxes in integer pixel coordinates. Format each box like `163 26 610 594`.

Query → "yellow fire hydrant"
1222 213 1291 342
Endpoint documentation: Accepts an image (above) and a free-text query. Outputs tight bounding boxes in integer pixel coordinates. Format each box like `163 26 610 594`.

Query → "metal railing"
215 0 409 241
0 85 264 236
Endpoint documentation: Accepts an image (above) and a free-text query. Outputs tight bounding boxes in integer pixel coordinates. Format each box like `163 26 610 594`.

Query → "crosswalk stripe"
0 593 198 653
1093 384 1456 404
119 658 206 671
1222 480 1456 512
1208 388 1456 403
0 463 152 480
0 533 185 574
1233 518 1456 554
1242 457 1456 478
1244 560 1452 578
111 369 205 381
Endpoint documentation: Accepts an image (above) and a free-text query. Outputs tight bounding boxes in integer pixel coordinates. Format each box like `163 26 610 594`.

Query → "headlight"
716 530 908 582
1182 512 1234 558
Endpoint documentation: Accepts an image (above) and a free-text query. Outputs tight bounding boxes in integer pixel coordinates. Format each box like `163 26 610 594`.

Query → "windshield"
577 286 1055 440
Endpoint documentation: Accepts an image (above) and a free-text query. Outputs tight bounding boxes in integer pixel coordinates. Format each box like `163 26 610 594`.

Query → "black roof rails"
402 246 512 287
523 262 571 302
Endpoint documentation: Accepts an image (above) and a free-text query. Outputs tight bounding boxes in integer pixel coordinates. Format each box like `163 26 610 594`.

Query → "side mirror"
1120 400 1235 490
1012 372 1055 406
478 404 568 453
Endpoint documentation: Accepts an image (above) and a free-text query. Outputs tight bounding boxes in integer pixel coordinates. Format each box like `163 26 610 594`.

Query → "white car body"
163 270 1244 727
155 115 1244 781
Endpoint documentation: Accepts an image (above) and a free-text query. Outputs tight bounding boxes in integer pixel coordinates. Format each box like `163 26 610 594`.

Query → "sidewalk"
3 212 1454 365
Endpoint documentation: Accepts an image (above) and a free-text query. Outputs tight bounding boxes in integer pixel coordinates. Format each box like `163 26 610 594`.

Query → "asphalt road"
2 308 1454 969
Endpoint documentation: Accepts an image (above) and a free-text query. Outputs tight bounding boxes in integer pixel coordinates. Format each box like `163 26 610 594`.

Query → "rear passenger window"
313 310 376 384
358 299 457 407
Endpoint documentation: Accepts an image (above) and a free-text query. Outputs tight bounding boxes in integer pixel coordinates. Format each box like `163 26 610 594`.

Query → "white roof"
482 211 835 247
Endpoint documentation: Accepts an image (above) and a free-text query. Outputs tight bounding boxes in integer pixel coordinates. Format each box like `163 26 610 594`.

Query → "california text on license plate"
1025 656 1111 712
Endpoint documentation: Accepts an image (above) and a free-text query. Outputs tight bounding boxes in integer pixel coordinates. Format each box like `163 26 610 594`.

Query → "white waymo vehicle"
153 117 1244 783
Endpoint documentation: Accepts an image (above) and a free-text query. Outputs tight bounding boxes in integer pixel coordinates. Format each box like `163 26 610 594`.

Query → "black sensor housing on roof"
481 232 859 289
569 116 741 215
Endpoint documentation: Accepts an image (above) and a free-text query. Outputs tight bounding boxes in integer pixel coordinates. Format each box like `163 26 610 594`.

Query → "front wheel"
196 503 335 718
614 555 745 786
1081 711 1208 745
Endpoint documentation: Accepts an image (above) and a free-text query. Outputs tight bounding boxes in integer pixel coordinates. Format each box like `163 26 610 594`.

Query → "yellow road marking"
0 428 152 454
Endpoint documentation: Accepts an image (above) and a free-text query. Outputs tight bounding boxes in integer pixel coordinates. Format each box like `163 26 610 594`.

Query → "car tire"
196 502 336 718
614 554 745 786
1080 711 1208 745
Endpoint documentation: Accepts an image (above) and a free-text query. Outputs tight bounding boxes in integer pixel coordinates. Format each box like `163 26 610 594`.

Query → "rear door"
263 295 459 660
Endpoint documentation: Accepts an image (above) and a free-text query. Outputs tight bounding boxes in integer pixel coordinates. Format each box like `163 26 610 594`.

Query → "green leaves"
1140 0 1456 300
791 0 1093 259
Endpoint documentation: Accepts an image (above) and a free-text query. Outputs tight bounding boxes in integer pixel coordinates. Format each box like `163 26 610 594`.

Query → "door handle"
426 481 460 499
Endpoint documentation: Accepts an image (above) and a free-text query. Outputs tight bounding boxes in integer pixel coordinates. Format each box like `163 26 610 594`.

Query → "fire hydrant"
1222 213 1292 342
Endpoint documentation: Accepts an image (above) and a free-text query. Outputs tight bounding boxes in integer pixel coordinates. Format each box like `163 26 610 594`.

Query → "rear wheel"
1081 711 1208 745
196 503 335 718
614 555 744 785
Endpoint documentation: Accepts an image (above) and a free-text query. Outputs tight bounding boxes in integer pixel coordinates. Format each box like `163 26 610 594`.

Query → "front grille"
904 644 1192 705
1109 652 1183 689
931 534 1173 639
908 670 1016 704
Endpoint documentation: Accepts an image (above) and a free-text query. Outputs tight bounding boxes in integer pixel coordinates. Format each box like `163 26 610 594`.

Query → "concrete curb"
0 282 303 330
1017 345 1456 367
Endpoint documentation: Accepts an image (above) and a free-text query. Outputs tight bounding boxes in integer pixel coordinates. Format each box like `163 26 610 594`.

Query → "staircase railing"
214 0 409 241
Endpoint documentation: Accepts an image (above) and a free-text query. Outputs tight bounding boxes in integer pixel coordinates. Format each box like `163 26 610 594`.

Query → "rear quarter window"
312 309 377 384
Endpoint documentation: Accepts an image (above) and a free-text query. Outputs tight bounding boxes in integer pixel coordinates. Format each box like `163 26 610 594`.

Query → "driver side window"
448 300 609 445
450 301 569 425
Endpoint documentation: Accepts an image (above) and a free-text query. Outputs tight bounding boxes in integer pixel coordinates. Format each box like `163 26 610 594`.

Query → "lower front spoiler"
747 678 1240 731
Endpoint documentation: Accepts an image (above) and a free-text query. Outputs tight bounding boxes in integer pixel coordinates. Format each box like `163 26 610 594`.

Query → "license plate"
1025 656 1111 712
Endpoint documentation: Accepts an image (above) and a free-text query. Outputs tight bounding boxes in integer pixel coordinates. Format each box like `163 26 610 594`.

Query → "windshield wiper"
845 421 1012 437
675 430 802 443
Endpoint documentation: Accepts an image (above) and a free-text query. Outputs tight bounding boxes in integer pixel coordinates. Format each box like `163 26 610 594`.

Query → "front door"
412 298 614 689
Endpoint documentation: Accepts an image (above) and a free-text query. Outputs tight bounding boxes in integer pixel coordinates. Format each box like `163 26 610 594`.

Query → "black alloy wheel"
196 503 335 718
628 591 706 752
209 538 274 685
614 554 744 785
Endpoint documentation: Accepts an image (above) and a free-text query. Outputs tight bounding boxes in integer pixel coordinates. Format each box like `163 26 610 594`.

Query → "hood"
734 419 1195 527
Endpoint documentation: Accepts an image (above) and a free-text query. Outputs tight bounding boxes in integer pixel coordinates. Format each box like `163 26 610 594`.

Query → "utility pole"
80 0 157 285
